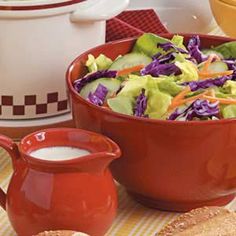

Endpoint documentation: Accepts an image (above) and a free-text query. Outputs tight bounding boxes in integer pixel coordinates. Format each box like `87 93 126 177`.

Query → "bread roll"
35 230 89 236
158 206 236 235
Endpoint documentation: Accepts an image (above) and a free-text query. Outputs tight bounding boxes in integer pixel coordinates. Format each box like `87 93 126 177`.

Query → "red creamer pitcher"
0 128 121 236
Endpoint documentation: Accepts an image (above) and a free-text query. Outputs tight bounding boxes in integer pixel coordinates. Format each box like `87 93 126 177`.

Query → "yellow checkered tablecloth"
1 24 236 236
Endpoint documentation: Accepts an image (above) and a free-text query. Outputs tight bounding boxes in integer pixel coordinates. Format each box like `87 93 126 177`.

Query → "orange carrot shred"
169 90 208 110
117 65 145 76
201 54 216 73
203 95 236 105
198 70 233 79
172 86 191 103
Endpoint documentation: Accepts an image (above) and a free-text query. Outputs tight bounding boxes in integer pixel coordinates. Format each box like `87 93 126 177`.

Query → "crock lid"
0 0 86 11
219 0 236 6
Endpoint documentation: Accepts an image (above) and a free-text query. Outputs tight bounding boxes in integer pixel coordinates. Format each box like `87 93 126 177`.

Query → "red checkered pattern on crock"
0 92 68 116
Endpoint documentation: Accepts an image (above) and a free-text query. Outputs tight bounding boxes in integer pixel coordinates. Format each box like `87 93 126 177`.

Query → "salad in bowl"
73 33 236 121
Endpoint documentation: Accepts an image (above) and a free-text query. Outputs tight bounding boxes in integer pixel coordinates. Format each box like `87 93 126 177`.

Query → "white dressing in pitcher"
30 146 90 161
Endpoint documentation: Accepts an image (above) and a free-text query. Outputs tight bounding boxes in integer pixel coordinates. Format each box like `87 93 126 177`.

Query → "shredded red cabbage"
73 70 117 92
187 36 208 64
141 60 182 77
158 42 188 54
223 59 236 80
181 76 232 91
152 52 176 64
168 99 219 121
134 89 148 117
88 84 108 106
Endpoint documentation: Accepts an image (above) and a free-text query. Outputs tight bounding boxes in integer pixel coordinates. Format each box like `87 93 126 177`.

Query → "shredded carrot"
172 86 191 103
201 54 216 73
198 70 233 79
169 90 208 110
117 64 145 76
168 86 191 111
203 95 236 105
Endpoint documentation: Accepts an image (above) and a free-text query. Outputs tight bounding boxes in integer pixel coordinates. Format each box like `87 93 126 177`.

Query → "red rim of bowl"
0 0 85 11
19 127 121 166
66 34 236 126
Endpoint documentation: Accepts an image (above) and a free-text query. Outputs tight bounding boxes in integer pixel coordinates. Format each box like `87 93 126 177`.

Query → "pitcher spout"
76 150 121 173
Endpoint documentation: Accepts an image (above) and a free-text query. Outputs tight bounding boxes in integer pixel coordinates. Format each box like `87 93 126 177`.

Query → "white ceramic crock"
0 0 129 120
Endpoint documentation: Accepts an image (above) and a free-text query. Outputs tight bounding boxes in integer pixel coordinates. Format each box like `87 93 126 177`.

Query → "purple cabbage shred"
152 52 176 64
141 60 182 77
88 84 108 106
158 42 188 54
187 35 208 64
73 70 117 92
168 99 219 121
134 89 148 117
223 59 236 80
181 76 232 91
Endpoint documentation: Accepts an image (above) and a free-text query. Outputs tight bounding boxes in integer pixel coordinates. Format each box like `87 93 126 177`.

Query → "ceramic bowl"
210 0 236 37
67 34 236 212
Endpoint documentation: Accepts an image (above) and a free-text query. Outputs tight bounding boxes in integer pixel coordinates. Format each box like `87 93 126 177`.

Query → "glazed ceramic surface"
128 0 214 34
67 34 236 212
210 0 236 37
0 128 121 236
0 0 128 120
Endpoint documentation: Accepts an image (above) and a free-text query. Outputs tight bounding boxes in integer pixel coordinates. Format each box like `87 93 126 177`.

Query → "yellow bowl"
210 0 236 37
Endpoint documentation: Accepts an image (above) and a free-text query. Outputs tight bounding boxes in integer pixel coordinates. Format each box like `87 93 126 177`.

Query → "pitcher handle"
0 135 19 210
70 0 129 22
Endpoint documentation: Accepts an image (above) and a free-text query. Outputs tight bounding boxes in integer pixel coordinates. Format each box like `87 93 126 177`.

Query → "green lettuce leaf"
118 74 158 98
214 41 236 59
146 89 172 119
156 76 184 96
107 96 135 115
86 54 113 72
171 35 187 51
222 80 236 95
132 33 169 57
175 60 198 82
222 105 236 119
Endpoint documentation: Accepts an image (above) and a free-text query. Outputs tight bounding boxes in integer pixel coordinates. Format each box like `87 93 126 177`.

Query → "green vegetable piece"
85 54 113 72
146 89 172 119
201 49 223 59
118 75 158 98
156 76 184 96
222 105 236 118
214 41 236 59
223 80 236 95
109 53 152 71
132 33 170 57
80 78 121 99
171 35 187 51
198 61 228 73
175 60 198 83
107 96 134 115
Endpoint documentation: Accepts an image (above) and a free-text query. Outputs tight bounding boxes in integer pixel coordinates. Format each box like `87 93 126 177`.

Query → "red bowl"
66 34 236 212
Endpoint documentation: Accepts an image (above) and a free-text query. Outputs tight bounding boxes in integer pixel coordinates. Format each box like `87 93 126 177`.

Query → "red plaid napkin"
106 9 169 42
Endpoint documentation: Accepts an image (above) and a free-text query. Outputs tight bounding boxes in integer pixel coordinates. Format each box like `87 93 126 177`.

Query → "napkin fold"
106 9 169 42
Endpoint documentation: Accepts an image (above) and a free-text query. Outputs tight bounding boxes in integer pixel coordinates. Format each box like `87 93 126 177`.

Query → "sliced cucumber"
109 53 152 71
80 78 121 99
202 49 224 59
208 61 228 73
198 61 228 73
